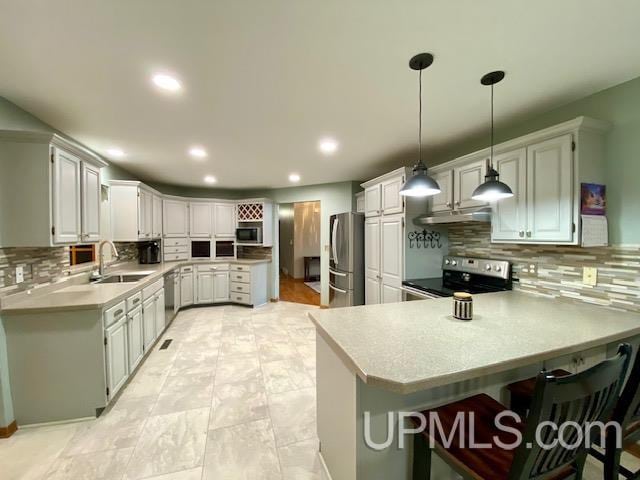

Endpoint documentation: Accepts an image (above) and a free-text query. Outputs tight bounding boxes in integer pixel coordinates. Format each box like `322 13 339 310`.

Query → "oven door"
401 285 445 301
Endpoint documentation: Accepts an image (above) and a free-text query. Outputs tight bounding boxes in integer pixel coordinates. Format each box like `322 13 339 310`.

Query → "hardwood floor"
279 274 321 306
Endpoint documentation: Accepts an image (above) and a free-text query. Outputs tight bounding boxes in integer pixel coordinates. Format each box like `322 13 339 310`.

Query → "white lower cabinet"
196 271 215 304
142 297 156 351
105 310 129 399
154 289 166 337
181 270 194 307
127 306 144 372
213 271 230 302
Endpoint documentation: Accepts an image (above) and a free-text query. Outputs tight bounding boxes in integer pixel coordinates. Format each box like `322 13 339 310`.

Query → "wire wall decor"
407 229 443 249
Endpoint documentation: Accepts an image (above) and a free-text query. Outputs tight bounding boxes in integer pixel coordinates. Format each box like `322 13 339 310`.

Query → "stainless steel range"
402 256 512 300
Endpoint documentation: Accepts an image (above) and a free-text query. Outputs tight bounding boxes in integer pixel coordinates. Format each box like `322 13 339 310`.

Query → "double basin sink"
91 272 154 284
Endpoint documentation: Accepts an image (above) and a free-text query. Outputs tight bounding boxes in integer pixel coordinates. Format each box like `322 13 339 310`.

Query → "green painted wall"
431 76 640 245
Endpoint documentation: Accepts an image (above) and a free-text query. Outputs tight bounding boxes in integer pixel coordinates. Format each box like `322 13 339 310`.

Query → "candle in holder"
453 292 473 320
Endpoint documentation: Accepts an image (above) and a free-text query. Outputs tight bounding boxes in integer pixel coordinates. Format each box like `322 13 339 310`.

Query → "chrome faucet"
98 240 119 277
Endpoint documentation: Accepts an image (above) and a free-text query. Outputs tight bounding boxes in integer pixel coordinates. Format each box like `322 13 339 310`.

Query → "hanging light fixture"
399 53 441 197
471 71 514 201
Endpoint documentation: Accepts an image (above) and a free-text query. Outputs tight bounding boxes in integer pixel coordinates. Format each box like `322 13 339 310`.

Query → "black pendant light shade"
472 71 514 202
400 53 441 197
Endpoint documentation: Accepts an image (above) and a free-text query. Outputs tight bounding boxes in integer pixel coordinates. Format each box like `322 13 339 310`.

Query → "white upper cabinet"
214 203 236 238
81 162 101 243
454 158 488 210
190 202 213 238
380 175 405 215
163 199 189 237
355 192 365 213
152 194 163 238
430 169 454 212
52 148 82 244
491 148 527 241
364 185 381 217
110 181 159 242
526 134 574 242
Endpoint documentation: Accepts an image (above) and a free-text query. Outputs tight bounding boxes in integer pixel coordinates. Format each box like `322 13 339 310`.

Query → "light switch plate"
583 267 598 286
16 266 24 284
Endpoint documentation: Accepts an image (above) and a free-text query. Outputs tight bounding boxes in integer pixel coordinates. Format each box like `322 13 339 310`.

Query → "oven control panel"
442 256 511 280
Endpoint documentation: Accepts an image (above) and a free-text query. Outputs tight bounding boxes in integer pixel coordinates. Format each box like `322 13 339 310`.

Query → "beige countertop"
1 258 271 314
309 291 640 394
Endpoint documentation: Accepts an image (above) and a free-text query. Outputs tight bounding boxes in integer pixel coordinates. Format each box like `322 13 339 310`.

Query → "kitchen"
1 2 640 480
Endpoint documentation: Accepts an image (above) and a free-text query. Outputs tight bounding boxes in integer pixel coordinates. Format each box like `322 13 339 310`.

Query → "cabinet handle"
446 202 451 207
133 298 140 305
519 230 525 238
114 309 124 318
455 201 460 206
526 231 532 238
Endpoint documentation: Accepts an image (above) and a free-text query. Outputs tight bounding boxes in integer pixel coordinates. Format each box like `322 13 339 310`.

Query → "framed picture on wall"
581 183 606 215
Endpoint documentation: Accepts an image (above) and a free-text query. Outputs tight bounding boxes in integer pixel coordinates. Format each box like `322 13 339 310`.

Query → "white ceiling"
1 1 639 189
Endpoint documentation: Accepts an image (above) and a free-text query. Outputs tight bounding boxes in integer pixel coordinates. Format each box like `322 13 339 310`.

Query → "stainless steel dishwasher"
164 269 179 324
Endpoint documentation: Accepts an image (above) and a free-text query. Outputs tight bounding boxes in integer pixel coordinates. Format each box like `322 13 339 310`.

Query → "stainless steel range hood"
413 206 492 226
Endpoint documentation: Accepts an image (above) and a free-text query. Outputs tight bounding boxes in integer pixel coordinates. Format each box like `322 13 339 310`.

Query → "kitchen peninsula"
310 291 640 480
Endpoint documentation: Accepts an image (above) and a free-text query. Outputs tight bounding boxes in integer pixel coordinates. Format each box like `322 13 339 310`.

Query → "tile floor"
0 301 323 480
2 300 640 480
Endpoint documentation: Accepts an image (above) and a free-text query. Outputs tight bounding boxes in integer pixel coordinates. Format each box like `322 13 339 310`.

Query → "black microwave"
236 226 262 244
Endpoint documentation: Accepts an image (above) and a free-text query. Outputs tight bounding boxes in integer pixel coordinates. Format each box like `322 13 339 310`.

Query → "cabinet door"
154 289 165 336
491 148 527 242
380 214 404 290
364 217 381 305
364 185 381 217
105 316 129 398
454 159 488 210
214 203 236 238
430 170 454 213
356 193 365 213
152 194 163 238
196 271 214 304
142 297 156 351
181 272 194 307
163 200 189 237
127 307 144 372
81 162 101 242
190 203 213 238
381 284 403 304
51 148 81 244
381 175 404 215
526 134 574 242
138 189 153 239
213 271 230 302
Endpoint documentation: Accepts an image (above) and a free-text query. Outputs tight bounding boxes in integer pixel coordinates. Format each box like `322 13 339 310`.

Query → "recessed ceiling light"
318 137 338 155
204 175 217 184
189 147 207 158
289 173 301 183
107 148 125 158
151 73 182 92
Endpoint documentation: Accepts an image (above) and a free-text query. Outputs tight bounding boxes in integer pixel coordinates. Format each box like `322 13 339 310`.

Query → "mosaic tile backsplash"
0 247 71 298
447 223 640 313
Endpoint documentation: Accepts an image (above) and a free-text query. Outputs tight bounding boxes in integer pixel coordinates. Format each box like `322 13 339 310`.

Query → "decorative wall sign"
580 183 606 215
407 229 443 249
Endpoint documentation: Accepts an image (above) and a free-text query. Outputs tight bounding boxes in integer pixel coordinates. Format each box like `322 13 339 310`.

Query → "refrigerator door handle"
329 283 347 294
332 217 339 266
329 268 347 277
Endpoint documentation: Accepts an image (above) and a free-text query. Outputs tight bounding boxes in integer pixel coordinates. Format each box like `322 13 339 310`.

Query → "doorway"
278 201 321 306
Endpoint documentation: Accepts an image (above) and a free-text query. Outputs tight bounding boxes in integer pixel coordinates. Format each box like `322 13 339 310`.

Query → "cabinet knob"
519 230 525 237
446 202 451 208
455 201 460 206
526 231 532 238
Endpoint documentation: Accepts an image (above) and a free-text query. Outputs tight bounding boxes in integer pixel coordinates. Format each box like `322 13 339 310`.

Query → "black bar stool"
412 344 631 480
507 368 571 417
507 349 640 480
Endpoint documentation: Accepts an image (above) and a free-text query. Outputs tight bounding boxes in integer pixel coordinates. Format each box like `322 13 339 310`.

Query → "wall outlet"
583 267 598 286
521 263 538 275
15 266 24 284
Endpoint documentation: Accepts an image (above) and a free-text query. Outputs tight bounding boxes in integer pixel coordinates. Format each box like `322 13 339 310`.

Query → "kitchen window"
69 244 96 266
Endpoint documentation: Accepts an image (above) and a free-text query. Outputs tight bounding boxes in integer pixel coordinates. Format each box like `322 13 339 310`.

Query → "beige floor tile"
215 354 262 385
262 358 314 394
141 467 204 480
219 334 258 356
278 438 322 480
45 447 134 480
258 341 300 363
268 388 317 447
210 379 268 430
203 418 281 480
153 383 214 416
124 407 209 480
162 372 215 394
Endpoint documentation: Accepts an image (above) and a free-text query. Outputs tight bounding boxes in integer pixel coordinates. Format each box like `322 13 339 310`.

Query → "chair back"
508 343 632 480
608 345 640 447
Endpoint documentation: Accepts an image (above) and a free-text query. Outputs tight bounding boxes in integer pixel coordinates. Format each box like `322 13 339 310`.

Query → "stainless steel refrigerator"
329 212 364 308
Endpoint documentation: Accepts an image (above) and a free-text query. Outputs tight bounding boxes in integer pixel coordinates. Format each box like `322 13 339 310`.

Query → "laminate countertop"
309 291 640 394
0 259 271 314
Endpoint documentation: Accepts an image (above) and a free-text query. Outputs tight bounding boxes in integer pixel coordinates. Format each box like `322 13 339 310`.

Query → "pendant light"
471 70 514 201
399 53 441 197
